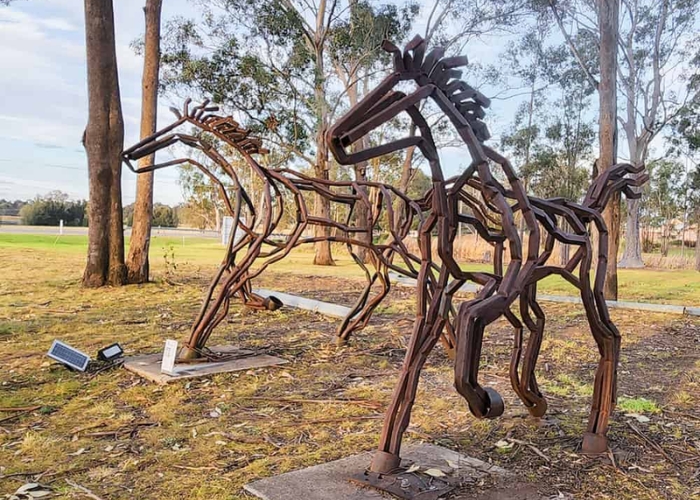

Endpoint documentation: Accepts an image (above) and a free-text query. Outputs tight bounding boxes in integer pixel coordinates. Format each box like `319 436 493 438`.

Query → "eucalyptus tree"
395 0 529 195
327 1 417 259
82 0 127 287
162 1 331 265
160 0 418 265
642 159 685 256
672 40 700 269
127 0 164 284
547 0 699 295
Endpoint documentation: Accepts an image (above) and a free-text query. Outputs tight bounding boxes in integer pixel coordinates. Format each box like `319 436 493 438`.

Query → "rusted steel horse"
121 99 500 360
327 35 646 473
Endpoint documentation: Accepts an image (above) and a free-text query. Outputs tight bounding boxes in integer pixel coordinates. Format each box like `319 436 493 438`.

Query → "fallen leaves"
424 468 447 477
7 483 52 500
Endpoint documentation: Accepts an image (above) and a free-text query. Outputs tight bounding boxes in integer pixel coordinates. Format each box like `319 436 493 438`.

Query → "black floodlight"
97 343 124 362
47 340 90 371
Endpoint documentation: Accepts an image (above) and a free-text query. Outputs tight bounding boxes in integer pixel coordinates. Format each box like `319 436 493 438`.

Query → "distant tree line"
123 202 178 228
0 199 27 216
19 191 88 226
2 191 181 229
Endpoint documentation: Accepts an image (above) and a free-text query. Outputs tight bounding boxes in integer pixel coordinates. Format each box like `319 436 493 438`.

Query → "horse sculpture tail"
583 162 649 212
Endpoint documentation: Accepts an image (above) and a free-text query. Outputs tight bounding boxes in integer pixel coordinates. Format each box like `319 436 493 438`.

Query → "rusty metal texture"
326 34 648 478
121 33 649 489
121 98 462 361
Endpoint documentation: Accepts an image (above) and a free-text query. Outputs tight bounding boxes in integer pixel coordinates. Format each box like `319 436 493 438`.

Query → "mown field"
0 235 699 499
1 233 699 305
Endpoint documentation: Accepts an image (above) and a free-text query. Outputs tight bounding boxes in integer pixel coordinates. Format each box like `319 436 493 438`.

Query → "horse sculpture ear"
381 40 400 53
169 107 182 119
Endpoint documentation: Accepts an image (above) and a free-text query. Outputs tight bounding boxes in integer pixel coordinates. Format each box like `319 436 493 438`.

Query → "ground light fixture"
97 342 124 362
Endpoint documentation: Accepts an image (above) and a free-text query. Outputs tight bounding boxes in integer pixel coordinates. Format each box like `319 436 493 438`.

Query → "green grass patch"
617 396 661 414
1 233 699 305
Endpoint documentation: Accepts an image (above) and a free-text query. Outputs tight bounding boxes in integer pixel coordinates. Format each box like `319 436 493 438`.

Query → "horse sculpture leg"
181 241 265 360
580 227 621 454
506 307 539 413
337 267 391 345
518 285 548 417
236 276 283 311
581 311 619 454
371 293 446 473
454 295 506 419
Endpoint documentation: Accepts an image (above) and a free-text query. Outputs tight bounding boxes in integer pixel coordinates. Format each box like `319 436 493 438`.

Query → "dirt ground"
1 251 699 499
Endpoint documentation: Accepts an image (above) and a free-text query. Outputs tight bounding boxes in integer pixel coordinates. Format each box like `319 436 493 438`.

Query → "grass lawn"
1 233 699 305
0 236 699 499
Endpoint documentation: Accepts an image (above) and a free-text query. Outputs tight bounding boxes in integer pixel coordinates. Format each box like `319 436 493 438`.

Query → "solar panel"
47 340 90 371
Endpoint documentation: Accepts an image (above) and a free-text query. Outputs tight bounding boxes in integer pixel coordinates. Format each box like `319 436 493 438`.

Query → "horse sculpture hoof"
370 450 401 473
484 387 505 418
263 296 283 311
581 432 608 455
527 398 548 418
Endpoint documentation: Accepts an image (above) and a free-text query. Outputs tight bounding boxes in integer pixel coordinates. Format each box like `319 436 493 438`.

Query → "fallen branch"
83 422 158 438
0 407 41 425
278 415 383 427
66 479 105 500
509 439 551 462
627 422 677 467
0 471 44 480
172 464 222 472
237 396 383 409
665 410 700 422
0 406 41 412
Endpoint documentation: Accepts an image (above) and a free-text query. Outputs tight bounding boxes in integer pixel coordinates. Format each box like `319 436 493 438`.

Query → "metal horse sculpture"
327 35 647 478
121 99 486 360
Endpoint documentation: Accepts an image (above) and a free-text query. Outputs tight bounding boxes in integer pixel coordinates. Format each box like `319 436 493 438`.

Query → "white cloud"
38 17 77 31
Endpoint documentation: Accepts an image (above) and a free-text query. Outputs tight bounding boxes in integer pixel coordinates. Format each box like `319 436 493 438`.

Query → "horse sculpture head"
121 98 267 173
327 35 490 179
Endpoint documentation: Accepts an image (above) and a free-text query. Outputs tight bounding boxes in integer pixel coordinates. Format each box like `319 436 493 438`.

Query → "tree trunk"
695 216 700 271
352 150 371 262
346 80 371 261
312 30 334 266
82 0 126 287
598 0 620 301
618 198 644 268
559 221 570 266
215 206 222 233
399 127 417 195
126 0 163 284
313 126 335 265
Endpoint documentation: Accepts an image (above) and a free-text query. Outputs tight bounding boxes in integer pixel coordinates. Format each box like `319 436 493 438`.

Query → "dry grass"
0 241 699 499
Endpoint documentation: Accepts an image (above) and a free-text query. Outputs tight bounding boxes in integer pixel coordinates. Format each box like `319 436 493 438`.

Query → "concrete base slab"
244 443 540 500
123 345 287 384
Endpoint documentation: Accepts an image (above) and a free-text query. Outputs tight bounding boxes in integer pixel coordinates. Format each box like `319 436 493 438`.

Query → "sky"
0 0 193 205
0 1 683 206
0 0 532 206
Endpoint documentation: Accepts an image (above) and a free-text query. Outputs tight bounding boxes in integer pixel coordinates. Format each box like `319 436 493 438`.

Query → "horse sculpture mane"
382 35 491 141
172 98 269 155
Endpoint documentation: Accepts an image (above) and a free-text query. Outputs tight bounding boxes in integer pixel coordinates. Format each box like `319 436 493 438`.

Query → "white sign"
161 339 178 375
221 216 244 247
221 216 234 246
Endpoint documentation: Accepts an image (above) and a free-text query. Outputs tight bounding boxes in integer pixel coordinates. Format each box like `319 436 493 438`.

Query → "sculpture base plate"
123 345 287 384
243 443 540 500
